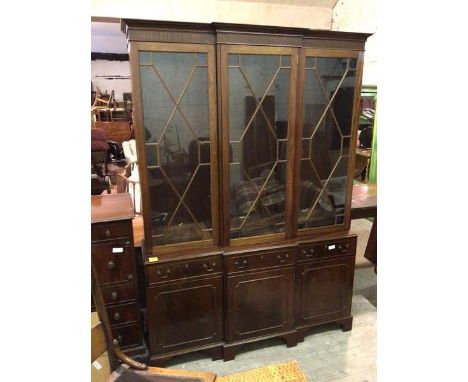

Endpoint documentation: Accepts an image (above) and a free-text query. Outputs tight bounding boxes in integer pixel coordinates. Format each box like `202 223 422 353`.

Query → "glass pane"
139 50 213 246
298 56 356 230
228 53 291 239
298 157 348 229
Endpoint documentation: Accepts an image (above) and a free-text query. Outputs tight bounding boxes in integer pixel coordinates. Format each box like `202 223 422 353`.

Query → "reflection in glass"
138 51 212 246
227 53 291 239
298 56 356 230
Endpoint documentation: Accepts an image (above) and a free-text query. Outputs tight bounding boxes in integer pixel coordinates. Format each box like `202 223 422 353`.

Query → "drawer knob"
115 335 123 344
156 269 170 279
113 312 120 321
234 259 248 269
105 229 111 237
111 291 118 300
127 273 134 280
301 250 307 255
107 260 115 270
203 262 216 272
277 254 288 264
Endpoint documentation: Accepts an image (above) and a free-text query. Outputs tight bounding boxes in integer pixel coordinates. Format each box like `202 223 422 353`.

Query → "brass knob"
203 262 216 272
277 255 287 263
116 334 123 344
127 273 134 280
111 291 118 300
156 269 170 278
107 260 115 270
105 229 111 236
113 312 120 321
234 259 248 269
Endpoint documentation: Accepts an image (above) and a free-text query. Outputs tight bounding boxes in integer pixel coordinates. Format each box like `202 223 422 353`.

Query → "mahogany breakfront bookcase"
122 19 371 365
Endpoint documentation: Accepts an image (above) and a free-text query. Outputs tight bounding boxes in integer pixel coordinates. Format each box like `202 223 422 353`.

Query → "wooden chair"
91 263 216 382
92 91 128 123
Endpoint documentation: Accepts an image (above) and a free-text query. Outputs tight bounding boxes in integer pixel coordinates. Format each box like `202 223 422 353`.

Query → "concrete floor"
166 219 377 381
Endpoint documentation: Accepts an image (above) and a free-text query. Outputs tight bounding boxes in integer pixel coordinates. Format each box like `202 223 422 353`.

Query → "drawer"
107 302 140 326
92 221 132 242
101 282 137 305
298 237 356 261
92 243 135 284
147 255 222 285
226 248 296 274
111 323 143 348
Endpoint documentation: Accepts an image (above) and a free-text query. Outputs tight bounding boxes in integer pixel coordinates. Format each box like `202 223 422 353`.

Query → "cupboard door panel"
134 44 219 250
295 256 354 327
227 267 294 342
147 276 223 354
297 55 358 232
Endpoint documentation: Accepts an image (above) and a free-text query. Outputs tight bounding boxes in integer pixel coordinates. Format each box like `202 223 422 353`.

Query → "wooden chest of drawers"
91 194 149 362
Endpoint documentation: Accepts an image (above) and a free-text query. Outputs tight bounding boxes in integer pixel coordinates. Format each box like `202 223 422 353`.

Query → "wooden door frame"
128 41 220 254
292 48 364 238
218 44 299 247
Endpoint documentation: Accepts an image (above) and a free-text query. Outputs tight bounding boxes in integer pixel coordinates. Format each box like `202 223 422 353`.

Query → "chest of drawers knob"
234 259 248 269
111 291 118 300
127 273 134 281
105 229 111 237
156 269 171 279
107 260 115 270
276 254 289 264
113 312 121 321
203 262 216 272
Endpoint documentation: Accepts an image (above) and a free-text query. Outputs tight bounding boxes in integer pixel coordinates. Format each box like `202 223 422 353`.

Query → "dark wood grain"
226 267 294 342
147 276 224 355
294 254 355 328
91 193 134 224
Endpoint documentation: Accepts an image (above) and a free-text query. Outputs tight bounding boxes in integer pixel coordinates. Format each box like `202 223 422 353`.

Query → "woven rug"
217 360 307 382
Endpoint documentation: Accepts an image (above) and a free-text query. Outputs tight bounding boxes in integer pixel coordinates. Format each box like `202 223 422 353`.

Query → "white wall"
91 59 131 101
91 0 336 30
332 0 377 85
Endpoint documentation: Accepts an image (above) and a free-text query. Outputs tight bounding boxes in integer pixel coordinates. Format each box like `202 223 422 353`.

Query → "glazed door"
226 267 294 342
294 50 363 236
129 42 219 253
220 45 298 245
294 256 355 327
147 276 224 354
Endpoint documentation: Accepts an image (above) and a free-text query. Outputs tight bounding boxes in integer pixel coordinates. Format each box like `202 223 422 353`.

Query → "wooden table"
351 183 377 271
351 183 377 219
355 148 372 182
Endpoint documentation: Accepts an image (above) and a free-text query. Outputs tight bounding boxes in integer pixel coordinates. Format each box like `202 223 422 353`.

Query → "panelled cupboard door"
226 267 294 342
146 276 223 354
294 256 355 327
294 50 362 236
130 42 219 252
220 45 298 245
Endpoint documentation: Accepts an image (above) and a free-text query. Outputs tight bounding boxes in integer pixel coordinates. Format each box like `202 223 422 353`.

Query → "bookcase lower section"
144 233 357 365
